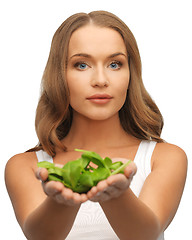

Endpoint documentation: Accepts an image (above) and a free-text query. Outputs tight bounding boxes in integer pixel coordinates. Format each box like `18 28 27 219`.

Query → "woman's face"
66 24 130 121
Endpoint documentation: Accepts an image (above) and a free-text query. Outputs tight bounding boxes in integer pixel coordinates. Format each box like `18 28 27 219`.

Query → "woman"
5 11 187 240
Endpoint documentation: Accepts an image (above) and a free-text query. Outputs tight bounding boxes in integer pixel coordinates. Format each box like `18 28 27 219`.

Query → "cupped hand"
35 160 137 205
87 161 137 202
35 167 88 206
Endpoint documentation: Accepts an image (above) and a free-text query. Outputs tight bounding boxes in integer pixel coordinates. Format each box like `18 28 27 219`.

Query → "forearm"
100 188 161 240
23 197 80 240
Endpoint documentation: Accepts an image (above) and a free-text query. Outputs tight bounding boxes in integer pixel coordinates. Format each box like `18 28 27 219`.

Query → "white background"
0 0 191 239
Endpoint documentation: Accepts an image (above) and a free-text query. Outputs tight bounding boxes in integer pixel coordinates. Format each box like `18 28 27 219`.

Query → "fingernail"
36 168 42 179
95 192 101 197
129 170 135 178
53 189 60 194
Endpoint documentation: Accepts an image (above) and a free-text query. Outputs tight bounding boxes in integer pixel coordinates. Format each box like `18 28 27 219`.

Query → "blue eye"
79 63 87 69
74 62 88 70
109 61 122 70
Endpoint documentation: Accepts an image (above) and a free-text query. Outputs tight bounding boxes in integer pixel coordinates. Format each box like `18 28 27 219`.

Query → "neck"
63 113 132 151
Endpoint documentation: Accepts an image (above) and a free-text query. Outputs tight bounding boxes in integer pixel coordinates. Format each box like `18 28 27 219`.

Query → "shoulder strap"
36 150 53 163
134 140 157 176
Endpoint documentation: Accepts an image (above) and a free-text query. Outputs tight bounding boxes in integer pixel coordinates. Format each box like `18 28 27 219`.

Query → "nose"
91 65 109 87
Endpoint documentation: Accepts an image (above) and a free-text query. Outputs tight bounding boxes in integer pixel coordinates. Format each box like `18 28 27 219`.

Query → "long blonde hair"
29 11 164 156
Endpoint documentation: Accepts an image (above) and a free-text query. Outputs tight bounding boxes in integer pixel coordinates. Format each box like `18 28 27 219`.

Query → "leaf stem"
111 160 131 175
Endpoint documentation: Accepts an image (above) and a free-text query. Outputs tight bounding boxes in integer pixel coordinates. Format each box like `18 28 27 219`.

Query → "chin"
85 111 119 121
88 116 112 121
73 107 121 122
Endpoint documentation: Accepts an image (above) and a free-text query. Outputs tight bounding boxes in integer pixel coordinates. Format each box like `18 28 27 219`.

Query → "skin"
5 25 187 240
66 25 129 121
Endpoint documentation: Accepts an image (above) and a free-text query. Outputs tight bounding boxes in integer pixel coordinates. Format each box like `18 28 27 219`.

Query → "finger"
87 180 109 199
96 180 109 192
70 192 88 203
60 187 73 200
87 186 97 199
124 162 137 178
55 188 87 206
89 180 117 202
55 193 74 205
61 188 84 203
107 174 130 190
55 188 75 205
56 188 77 206
107 174 126 185
104 185 116 195
97 191 110 202
88 176 124 201
90 190 110 202
87 181 108 201
43 181 63 196
36 168 49 181
79 193 88 203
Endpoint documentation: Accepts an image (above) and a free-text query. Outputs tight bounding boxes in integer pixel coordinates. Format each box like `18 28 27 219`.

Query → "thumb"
124 162 137 178
36 167 49 181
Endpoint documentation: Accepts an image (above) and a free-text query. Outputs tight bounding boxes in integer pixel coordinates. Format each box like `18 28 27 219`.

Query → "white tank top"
36 140 164 240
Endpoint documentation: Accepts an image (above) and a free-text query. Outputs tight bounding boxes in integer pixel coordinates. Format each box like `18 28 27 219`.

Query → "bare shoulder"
152 142 188 172
5 151 46 226
5 151 38 174
154 142 187 160
140 142 187 229
5 152 37 190
5 151 38 194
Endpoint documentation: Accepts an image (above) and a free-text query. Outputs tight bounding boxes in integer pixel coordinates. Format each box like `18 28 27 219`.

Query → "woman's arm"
23 196 79 240
5 152 86 240
88 143 187 240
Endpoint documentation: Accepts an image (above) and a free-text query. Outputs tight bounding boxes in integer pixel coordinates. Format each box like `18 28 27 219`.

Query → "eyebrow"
69 52 127 60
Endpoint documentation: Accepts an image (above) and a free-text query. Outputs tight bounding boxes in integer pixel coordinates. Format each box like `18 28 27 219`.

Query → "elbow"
145 215 162 240
22 221 42 240
121 215 162 240
152 217 162 240
142 214 162 240
22 220 68 240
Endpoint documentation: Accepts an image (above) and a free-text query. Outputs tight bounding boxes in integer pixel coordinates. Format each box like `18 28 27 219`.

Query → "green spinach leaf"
37 150 131 193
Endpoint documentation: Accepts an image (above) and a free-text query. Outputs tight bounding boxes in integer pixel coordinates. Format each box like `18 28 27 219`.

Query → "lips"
86 94 113 104
87 94 112 100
